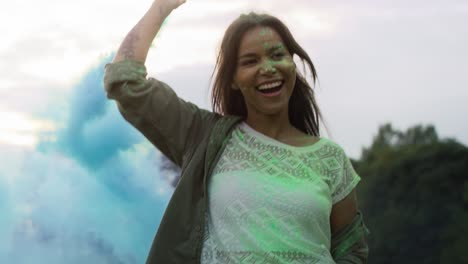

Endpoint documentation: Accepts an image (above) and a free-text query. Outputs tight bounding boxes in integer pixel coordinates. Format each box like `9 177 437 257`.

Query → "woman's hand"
112 0 188 63
156 0 187 14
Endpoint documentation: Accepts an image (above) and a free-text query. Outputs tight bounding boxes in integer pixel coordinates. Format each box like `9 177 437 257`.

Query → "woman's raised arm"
113 0 186 63
104 0 218 168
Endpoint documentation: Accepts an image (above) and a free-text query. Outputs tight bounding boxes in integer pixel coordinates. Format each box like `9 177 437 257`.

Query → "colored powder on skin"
264 43 291 69
259 28 273 37
263 43 286 53
151 17 170 47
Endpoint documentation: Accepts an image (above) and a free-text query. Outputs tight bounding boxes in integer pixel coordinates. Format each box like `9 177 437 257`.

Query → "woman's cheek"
275 59 295 72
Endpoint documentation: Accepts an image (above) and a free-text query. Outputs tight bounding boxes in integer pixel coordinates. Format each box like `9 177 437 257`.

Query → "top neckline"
239 121 324 151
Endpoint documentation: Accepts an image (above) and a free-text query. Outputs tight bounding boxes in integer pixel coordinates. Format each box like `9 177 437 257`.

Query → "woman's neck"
244 113 296 141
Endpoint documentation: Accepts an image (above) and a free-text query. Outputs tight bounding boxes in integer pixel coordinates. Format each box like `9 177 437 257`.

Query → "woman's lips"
256 82 284 97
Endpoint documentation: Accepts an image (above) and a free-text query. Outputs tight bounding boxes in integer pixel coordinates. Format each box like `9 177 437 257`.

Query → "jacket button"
196 225 201 232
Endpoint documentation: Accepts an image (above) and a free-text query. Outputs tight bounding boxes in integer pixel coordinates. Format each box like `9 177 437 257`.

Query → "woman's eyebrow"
239 44 285 59
239 52 257 59
266 43 285 52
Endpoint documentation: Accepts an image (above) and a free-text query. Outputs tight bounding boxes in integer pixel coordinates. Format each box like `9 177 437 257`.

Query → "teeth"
257 81 282 90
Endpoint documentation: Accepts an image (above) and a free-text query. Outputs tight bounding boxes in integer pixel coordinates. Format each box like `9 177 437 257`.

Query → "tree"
355 123 468 263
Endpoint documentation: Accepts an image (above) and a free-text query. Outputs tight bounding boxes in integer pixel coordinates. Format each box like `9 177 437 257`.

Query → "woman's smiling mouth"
255 80 284 96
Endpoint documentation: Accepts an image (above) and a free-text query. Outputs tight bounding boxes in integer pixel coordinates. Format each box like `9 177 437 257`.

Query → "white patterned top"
200 122 360 264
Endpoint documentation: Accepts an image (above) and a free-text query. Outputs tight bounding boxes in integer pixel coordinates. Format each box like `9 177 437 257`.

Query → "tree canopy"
354 123 468 263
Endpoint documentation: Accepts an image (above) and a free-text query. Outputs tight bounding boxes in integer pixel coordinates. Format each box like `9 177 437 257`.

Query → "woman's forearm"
331 211 370 263
113 1 175 63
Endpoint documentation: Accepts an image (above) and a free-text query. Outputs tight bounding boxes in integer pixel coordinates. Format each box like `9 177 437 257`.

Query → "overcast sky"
1 0 467 262
1 0 467 156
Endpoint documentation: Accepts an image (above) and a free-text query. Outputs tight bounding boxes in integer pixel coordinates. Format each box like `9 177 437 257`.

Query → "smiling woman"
210 13 322 138
232 27 297 113
103 1 369 263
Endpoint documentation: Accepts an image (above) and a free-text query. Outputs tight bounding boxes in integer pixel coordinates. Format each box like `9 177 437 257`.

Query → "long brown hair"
211 12 323 136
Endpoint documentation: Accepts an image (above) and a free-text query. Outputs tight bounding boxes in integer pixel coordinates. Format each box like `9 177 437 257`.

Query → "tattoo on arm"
119 29 140 60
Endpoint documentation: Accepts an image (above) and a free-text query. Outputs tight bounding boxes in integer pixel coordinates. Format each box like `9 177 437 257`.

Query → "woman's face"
233 26 296 117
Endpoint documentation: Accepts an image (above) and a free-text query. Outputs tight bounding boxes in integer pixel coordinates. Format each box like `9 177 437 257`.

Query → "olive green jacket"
103 60 369 264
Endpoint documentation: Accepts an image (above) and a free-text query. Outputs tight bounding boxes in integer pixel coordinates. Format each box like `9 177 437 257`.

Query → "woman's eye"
272 52 285 60
240 59 256 66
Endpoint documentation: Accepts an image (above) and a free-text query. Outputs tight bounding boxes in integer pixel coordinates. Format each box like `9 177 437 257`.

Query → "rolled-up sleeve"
103 60 216 167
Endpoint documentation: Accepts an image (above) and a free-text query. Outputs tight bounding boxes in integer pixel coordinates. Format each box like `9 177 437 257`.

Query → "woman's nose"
259 61 277 74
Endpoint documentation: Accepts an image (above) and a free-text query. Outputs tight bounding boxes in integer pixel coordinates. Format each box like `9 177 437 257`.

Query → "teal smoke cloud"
40 54 140 169
0 55 175 263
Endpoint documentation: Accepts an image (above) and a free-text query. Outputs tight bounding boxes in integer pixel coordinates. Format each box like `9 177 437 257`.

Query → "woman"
104 0 369 263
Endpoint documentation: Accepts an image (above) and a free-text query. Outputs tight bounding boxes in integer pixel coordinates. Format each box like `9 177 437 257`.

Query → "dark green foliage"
355 124 468 264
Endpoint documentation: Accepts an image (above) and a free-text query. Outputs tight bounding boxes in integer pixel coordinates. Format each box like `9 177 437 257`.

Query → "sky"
1 0 467 263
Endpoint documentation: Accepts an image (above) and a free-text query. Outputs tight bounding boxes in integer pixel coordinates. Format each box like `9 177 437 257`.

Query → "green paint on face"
263 42 286 52
259 27 274 38
263 43 290 66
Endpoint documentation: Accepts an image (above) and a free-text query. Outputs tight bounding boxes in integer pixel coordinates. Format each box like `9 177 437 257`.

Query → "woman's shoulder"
314 138 353 160
318 137 342 148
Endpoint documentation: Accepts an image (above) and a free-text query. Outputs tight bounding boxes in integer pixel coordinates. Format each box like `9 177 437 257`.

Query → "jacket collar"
204 115 244 183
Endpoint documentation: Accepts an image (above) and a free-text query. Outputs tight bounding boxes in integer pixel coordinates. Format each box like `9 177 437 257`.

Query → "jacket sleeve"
331 211 370 263
103 59 217 167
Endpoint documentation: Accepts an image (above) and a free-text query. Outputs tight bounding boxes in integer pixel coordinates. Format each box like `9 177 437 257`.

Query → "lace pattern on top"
200 122 360 264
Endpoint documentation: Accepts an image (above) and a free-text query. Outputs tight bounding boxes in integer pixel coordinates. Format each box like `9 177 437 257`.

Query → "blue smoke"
1 55 176 263
39 54 140 169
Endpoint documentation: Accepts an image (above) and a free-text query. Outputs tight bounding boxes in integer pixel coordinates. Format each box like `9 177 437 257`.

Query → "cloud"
36 55 140 169
0 55 175 263
0 145 154 263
